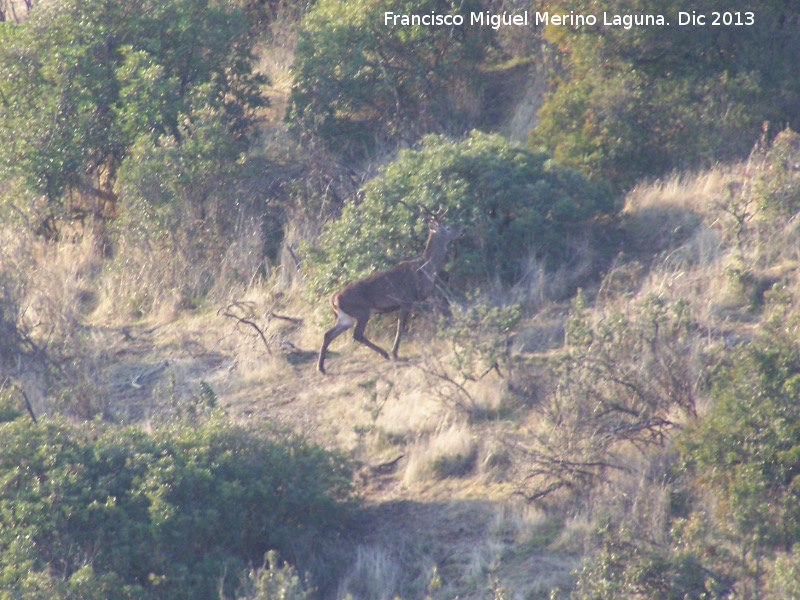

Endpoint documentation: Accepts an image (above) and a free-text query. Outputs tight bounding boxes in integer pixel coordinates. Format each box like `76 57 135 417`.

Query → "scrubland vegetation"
2 0 800 598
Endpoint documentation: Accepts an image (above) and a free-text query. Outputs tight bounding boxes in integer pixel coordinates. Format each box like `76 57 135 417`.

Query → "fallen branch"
268 311 303 325
218 301 272 355
371 454 404 475
131 361 170 389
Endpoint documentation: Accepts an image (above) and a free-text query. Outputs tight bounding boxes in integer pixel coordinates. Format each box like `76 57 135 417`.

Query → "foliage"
413 299 521 418
0 417 355 600
0 263 29 372
574 315 800 599
446 301 521 383
532 0 800 189
764 547 800 600
571 523 714 600
753 127 800 218
236 551 313 600
111 109 276 314
288 0 494 160
0 0 267 226
305 132 614 297
680 325 800 556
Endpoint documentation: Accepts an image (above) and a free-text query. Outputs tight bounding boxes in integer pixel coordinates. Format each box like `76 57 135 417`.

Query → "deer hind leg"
352 312 390 361
318 311 356 374
391 308 411 360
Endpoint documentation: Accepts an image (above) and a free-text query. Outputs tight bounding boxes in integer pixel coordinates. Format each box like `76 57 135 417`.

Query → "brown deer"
317 209 462 374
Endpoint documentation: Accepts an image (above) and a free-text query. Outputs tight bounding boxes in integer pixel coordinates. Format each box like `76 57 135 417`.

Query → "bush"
680 325 800 555
0 417 355 600
754 127 800 218
0 0 267 229
236 551 313 600
532 0 800 189
305 132 614 298
110 111 277 315
519 292 700 500
570 307 800 600
288 0 494 160
571 523 713 600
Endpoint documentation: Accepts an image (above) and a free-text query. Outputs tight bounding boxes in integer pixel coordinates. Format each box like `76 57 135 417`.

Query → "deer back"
336 258 429 313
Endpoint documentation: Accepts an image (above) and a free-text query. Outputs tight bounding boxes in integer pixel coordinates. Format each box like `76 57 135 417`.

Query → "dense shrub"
0 417 354 599
680 325 800 555
754 127 800 218
0 0 267 229
288 0 494 160
571 523 713 600
110 111 277 314
532 0 800 189
305 132 614 297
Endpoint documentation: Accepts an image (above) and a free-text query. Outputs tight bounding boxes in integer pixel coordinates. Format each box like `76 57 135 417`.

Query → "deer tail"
329 292 340 315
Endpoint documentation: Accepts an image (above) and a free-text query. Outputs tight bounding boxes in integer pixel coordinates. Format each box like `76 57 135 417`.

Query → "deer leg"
391 308 411 359
318 312 356 374
352 314 390 360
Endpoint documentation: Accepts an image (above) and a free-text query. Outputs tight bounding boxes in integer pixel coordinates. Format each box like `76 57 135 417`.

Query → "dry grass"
336 545 404 600
253 0 303 121
12 232 103 338
0 226 107 416
403 420 477 485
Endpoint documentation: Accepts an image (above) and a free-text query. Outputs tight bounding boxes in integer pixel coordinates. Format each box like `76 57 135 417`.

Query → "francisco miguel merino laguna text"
384 10 673 30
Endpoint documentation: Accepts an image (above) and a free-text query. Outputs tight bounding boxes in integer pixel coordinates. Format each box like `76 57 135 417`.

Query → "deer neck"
419 231 450 281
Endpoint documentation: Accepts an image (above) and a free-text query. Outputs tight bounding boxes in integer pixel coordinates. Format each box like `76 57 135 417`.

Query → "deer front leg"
352 315 390 360
391 308 411 359
318 313 355 373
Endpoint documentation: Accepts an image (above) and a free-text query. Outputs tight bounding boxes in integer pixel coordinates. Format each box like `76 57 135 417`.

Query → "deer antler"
395 199 445 224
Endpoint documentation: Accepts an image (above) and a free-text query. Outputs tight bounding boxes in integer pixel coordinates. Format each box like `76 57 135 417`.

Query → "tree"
0 0 267 233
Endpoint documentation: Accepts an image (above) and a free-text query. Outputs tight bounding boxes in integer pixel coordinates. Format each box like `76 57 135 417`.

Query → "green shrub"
532 0 800 189
305 132 614 297
764 547 800 600
236 551 313 600
571 523 713 600
111 110 275 313
288 0 494 160
754 127 800 218
566 307 800 600
0 417 354 600
680 326 800 554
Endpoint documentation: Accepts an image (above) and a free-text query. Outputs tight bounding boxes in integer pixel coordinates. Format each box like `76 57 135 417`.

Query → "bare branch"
218 301 273 355
268 311 303 325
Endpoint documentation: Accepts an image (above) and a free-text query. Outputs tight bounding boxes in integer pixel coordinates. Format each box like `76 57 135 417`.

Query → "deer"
317 205 462 374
